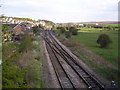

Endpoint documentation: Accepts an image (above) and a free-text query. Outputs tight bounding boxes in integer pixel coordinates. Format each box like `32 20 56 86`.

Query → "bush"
19 34 33 52
65 31 71 38
32 24 43 34
69 27 78 35
2 24 9 32
65 27 70 30
60 27 66 33
97 34 112 48
2 42 29 88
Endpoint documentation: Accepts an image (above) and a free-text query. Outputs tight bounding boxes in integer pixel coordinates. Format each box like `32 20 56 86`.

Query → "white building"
39 21 45 26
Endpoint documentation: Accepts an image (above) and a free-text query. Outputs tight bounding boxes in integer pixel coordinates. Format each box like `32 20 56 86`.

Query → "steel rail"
47 30 105 89
44 35 76 89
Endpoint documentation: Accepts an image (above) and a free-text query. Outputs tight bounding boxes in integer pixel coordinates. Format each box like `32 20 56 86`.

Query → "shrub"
2 24 9 32
2 42 29 88
69 27 78 35
32 24 43 34
19 34 33 52
60 27 66 33
65 27 69 30
35 56 40 61
97 34 112 48
65 31 71 38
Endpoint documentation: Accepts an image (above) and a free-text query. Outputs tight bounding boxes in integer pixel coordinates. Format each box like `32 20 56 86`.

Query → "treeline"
1 15 35 22
56 26 112 48
12 17 34 21
77 24 119 30
57 26 78 38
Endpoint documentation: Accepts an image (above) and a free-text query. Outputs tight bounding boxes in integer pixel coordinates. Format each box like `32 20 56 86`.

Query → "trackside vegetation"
56 25 119 87
2 25 44 88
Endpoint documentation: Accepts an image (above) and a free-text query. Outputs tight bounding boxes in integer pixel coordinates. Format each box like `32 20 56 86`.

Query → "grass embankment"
2 34 44 88
57 30 119 87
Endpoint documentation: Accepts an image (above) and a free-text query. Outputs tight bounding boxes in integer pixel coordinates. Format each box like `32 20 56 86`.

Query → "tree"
65 27 69 30
32 25 40 34
19 34 33 52
69 27 78 35
97 34 112 48
65 31 71 38
2 42 29 88
2 24 9 32
58 27 66 33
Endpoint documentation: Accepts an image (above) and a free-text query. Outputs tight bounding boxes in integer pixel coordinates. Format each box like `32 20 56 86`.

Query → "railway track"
43 30 106 89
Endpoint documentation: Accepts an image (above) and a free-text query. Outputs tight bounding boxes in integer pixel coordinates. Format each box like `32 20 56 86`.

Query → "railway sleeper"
82 76 89 78
45 31 106 89
61 78 73 88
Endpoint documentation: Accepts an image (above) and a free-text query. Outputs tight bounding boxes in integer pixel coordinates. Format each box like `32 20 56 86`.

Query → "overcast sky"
1 0 119 23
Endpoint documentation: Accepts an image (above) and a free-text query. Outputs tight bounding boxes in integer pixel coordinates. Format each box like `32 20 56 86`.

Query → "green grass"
72 31 118 66
77 26 119 31
103 24 119 27
77 27 103 31
57 29 119 87
97 67 119 85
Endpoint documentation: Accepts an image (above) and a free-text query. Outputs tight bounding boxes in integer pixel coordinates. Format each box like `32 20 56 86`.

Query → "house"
24 30 33 35
14 25 24 34
13 22 34 35
7 24 18 28
12 33 22 41
3 22 34 42
78 24 84 26
39 21 46 26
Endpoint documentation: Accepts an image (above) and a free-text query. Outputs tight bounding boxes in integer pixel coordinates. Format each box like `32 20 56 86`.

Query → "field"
72 31 118 66
77 27 103 31
71 30 119 86
57 29 119 87
103 24 119 27
77 26 119 31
